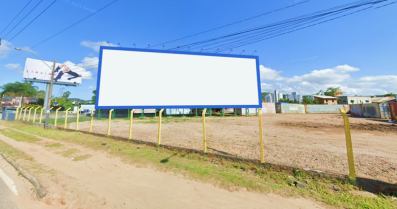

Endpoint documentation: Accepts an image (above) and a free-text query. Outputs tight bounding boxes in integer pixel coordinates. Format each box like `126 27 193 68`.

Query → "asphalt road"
0 172 19 209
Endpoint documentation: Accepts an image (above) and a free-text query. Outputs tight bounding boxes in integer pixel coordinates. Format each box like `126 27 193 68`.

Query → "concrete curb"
0 152 47 198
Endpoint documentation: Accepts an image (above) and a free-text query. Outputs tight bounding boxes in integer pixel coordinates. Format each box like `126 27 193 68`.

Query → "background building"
339 96 371 104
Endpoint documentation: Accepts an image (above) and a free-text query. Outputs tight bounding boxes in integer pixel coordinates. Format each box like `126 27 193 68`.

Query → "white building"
264 94 274 103
339 96 371 104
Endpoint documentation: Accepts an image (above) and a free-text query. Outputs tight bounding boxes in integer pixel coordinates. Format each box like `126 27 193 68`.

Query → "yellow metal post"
76 107 82 131
27 107 34 122
19 107 25 120
54 107 62 126
33 107 40 123
39 108 44 123
107 109 114 136
23 107 28 121
89 109 95 133
64 107 71 129
128 109 135 139
339 108 357 180
157 109 164 145
15 107 20 121
202 108 207 153
259 108 264 163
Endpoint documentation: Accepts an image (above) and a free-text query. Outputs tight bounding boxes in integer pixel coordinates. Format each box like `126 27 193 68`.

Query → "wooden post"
339 108 356 180
157 109 164 145
33 107 40 123
202 108 207 153
39 108 44 123
89 109 95 133
76 107 82 130
129 109 135 139
64 107 71 129
54 107 62 126
27 107 34 121
15 107 20 121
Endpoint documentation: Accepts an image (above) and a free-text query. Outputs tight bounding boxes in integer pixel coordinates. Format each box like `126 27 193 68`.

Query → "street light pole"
15 47 56 128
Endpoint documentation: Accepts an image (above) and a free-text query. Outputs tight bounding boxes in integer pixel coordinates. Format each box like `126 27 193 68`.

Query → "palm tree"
0 82 38 107
324 87 342 97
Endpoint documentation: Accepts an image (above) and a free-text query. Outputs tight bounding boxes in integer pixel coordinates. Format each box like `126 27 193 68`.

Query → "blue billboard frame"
95 46 262 109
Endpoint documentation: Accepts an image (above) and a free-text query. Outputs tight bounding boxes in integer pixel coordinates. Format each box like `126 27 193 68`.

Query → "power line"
2 0 119 63
0 0 58 50
1 0 43 40
0 0 33 36
150 0 312 48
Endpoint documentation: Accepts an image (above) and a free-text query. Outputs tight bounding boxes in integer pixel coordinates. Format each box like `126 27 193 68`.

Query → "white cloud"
76 57 98 70
81 41 117 52
260 66 284 81
62 61 93 80
4 63 23 74
260 64 397 96
88 86 95 90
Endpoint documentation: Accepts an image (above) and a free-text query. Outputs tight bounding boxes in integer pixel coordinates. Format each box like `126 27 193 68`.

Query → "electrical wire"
149 0 312 49
1 0 43 40
0 0 58 50
0 0 33 36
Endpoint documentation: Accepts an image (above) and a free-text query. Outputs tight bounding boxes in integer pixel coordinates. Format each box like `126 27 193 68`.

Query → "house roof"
371 97 396 103
313 95 337 99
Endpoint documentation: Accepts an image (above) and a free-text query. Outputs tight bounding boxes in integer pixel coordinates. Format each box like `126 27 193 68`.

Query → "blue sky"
0 0 396 100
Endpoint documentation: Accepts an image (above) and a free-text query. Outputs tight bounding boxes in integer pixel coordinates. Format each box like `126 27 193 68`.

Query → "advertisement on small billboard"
23 58 91 84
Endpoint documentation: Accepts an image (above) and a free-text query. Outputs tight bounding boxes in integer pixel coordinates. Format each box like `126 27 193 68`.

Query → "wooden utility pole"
44 59 56 128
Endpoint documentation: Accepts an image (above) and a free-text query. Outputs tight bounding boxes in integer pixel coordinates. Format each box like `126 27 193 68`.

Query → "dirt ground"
68 114 397 183
0 125 327 209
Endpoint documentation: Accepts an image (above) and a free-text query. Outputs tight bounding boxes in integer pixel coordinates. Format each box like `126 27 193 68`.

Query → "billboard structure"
23 58 89 85
95 47 261 109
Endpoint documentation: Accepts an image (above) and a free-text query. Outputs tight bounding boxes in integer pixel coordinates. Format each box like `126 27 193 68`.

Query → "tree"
37 90 46 99
92 90 96 103
324 87 342 97
316 90 324 96
0 82 38 107
261 92 269 102
63 91 71 99
303 96 319 104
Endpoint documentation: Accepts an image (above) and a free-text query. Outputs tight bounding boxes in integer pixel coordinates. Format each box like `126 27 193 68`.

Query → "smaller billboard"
23 58 91 85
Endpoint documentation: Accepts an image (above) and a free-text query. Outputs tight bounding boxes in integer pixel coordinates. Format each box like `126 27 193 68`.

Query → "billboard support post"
89 109 95 133
128 109 135 139
157 109 164 146
64 107 71 129
202 108 207 153
44 59 56 129
107 109 114 136
54 107 62 126
33 107 40 123
259 108 264 163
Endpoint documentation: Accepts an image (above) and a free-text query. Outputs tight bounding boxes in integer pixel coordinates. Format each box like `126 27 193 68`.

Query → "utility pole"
44 59 56 128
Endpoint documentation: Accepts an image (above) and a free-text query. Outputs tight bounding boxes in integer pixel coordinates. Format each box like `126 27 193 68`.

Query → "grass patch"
73 154 92 161
45 142 64 148
58 148 79 158
1 120 396 209
0 128 42 143
41 117 92 126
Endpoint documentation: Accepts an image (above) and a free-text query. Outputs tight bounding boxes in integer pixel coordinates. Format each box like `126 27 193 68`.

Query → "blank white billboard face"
96 47 261 109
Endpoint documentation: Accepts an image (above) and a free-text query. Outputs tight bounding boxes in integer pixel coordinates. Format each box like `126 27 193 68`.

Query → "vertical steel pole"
89 109 95 133
339 108 356 180
195 108 198 117
33 107 40 123
129 109 135 139
64 107 71 129
259 108 264 163
54 107 62 126
107 109 114 136
157 109 164 145
234 108 237 116
202 108 207 153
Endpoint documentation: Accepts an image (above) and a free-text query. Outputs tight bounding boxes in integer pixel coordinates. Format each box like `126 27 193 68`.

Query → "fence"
305 104 349 114
350 103 392 119
8 105 397 194
390 102 397 121
276 103 305 114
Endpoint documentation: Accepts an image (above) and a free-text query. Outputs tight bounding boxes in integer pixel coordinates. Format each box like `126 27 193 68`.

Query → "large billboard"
23 58 86 85
96 47 261 109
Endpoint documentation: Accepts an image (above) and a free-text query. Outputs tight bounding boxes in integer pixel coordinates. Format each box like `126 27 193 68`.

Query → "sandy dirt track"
68 114 397 183
0 125 327 209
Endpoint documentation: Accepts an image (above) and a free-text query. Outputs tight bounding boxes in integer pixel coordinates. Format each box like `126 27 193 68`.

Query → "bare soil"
69 114 397 183
0 126 327 209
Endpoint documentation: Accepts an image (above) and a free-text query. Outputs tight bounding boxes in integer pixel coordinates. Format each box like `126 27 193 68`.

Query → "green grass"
0 128 42 143
43 117 92 126
0 120 396 209
45 142 64 148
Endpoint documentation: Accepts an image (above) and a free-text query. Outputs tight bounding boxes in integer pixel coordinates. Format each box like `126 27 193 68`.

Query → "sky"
0 0 396 100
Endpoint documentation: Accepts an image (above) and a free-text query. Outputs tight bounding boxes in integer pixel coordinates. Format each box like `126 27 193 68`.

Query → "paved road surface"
0 173 19 209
